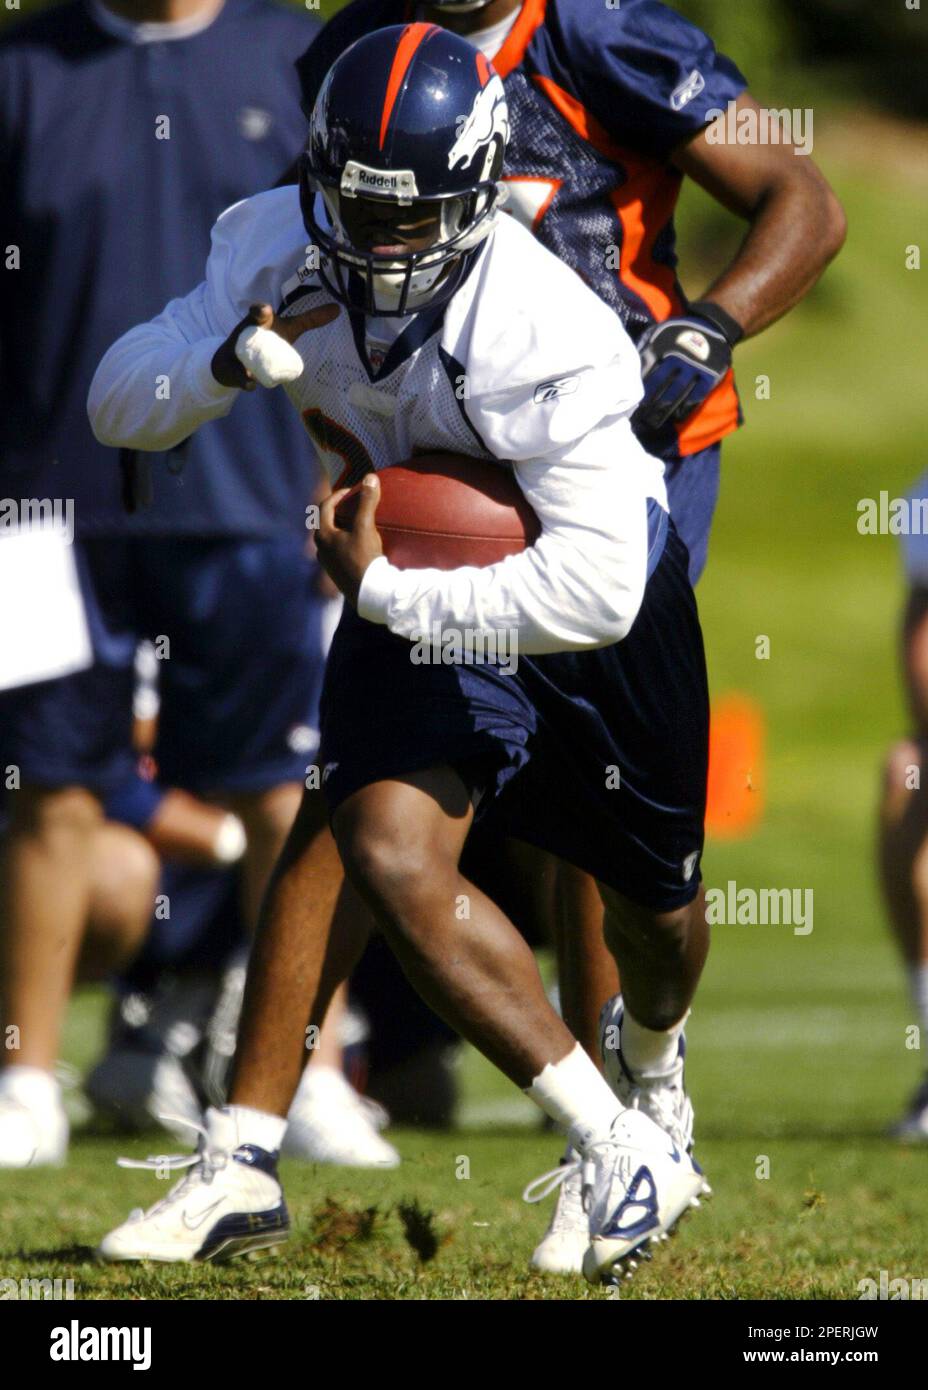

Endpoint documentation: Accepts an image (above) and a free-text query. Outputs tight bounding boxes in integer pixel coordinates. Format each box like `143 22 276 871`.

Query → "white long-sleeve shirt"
89 187 667 654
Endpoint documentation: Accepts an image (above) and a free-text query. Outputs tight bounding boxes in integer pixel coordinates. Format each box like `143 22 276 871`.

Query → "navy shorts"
318 510 709 912
0 536 331 796
662 442 722 587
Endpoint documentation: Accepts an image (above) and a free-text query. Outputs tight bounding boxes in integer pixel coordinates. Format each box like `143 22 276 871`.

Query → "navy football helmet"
299 23 510 316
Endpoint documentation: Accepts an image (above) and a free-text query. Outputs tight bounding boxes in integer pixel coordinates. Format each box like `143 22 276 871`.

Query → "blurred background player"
90 646 398 1164
879 471 928 1141
0 0 390 1167
291 0 847 1269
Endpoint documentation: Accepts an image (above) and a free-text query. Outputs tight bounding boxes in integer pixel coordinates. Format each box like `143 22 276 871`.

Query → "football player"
290 0 847 1273
90 25 711 1282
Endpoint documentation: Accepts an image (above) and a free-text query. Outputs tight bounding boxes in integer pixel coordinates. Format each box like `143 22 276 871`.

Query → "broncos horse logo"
448 74 510 177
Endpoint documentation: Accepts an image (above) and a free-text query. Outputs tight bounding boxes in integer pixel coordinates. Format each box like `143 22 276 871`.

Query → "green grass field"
2 112 927 1302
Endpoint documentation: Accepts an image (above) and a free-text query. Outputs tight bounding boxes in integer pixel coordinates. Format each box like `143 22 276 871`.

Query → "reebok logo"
671 69 705 111
534 375 579 404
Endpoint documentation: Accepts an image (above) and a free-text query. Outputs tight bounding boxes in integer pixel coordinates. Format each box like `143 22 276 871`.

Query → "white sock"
0 1065 61 1109
525 1043 622 1148
621 1009 687 1079
212 1104 287 1154
910 962 928 1036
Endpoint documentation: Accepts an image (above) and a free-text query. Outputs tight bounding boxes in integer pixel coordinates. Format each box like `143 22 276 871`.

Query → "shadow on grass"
10 1244 98 1264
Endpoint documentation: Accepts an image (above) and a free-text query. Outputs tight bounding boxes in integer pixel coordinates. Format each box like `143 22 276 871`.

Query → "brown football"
334 453 540 571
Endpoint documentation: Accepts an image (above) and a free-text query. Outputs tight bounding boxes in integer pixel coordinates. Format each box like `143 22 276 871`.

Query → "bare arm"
143 790 247 869
672 92 847 338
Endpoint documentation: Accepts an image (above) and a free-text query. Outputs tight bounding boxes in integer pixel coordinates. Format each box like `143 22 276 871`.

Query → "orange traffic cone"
705 692 765 839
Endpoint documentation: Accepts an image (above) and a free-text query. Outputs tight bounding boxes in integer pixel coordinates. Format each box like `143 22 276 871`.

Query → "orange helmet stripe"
379 22 439 152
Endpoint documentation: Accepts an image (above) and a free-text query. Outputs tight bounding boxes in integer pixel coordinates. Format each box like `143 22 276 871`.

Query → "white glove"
235 324 304 388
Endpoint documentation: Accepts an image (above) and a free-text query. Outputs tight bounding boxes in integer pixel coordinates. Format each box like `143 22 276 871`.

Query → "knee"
82 824 160 979
90 824 160 928
337 822 436 911
338 817 458 961
233 782 302 847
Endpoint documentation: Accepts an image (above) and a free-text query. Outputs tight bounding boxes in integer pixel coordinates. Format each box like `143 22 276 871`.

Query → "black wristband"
688 299 745 347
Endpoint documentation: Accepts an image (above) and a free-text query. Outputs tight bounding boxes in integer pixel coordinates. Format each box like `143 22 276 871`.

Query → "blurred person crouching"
0 0 391 1166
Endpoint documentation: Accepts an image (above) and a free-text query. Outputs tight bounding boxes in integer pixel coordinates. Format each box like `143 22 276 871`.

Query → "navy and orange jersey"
295 0 747 465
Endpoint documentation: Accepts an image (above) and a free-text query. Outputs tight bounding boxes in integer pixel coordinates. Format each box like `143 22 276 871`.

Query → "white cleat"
528 999 709 1279
283 1065 400 1168
888 1074 928 1142
529 1146 588 1275
580 1108 705 1285
98 1108 288 1263
525 1108 704 1286
0 1070 68 1168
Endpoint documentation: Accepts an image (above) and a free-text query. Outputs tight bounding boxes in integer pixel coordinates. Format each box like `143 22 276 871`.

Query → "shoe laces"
523 1138 635 1212
546 1162 587 1235
624 1074 693 1152
116 1113 229 1209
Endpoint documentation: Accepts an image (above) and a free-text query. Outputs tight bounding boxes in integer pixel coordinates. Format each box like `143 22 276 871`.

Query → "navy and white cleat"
98 1108 289 1263
581 1111 706 1286
529 1002 708 1278
524 1109 705 1286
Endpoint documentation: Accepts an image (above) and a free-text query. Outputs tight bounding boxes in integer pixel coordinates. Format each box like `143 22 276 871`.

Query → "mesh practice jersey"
89 187 668 655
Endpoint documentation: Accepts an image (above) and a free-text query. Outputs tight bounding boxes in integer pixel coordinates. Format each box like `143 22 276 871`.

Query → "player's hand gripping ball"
318 454 541 606
317 474 385 607
633 301 742 434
